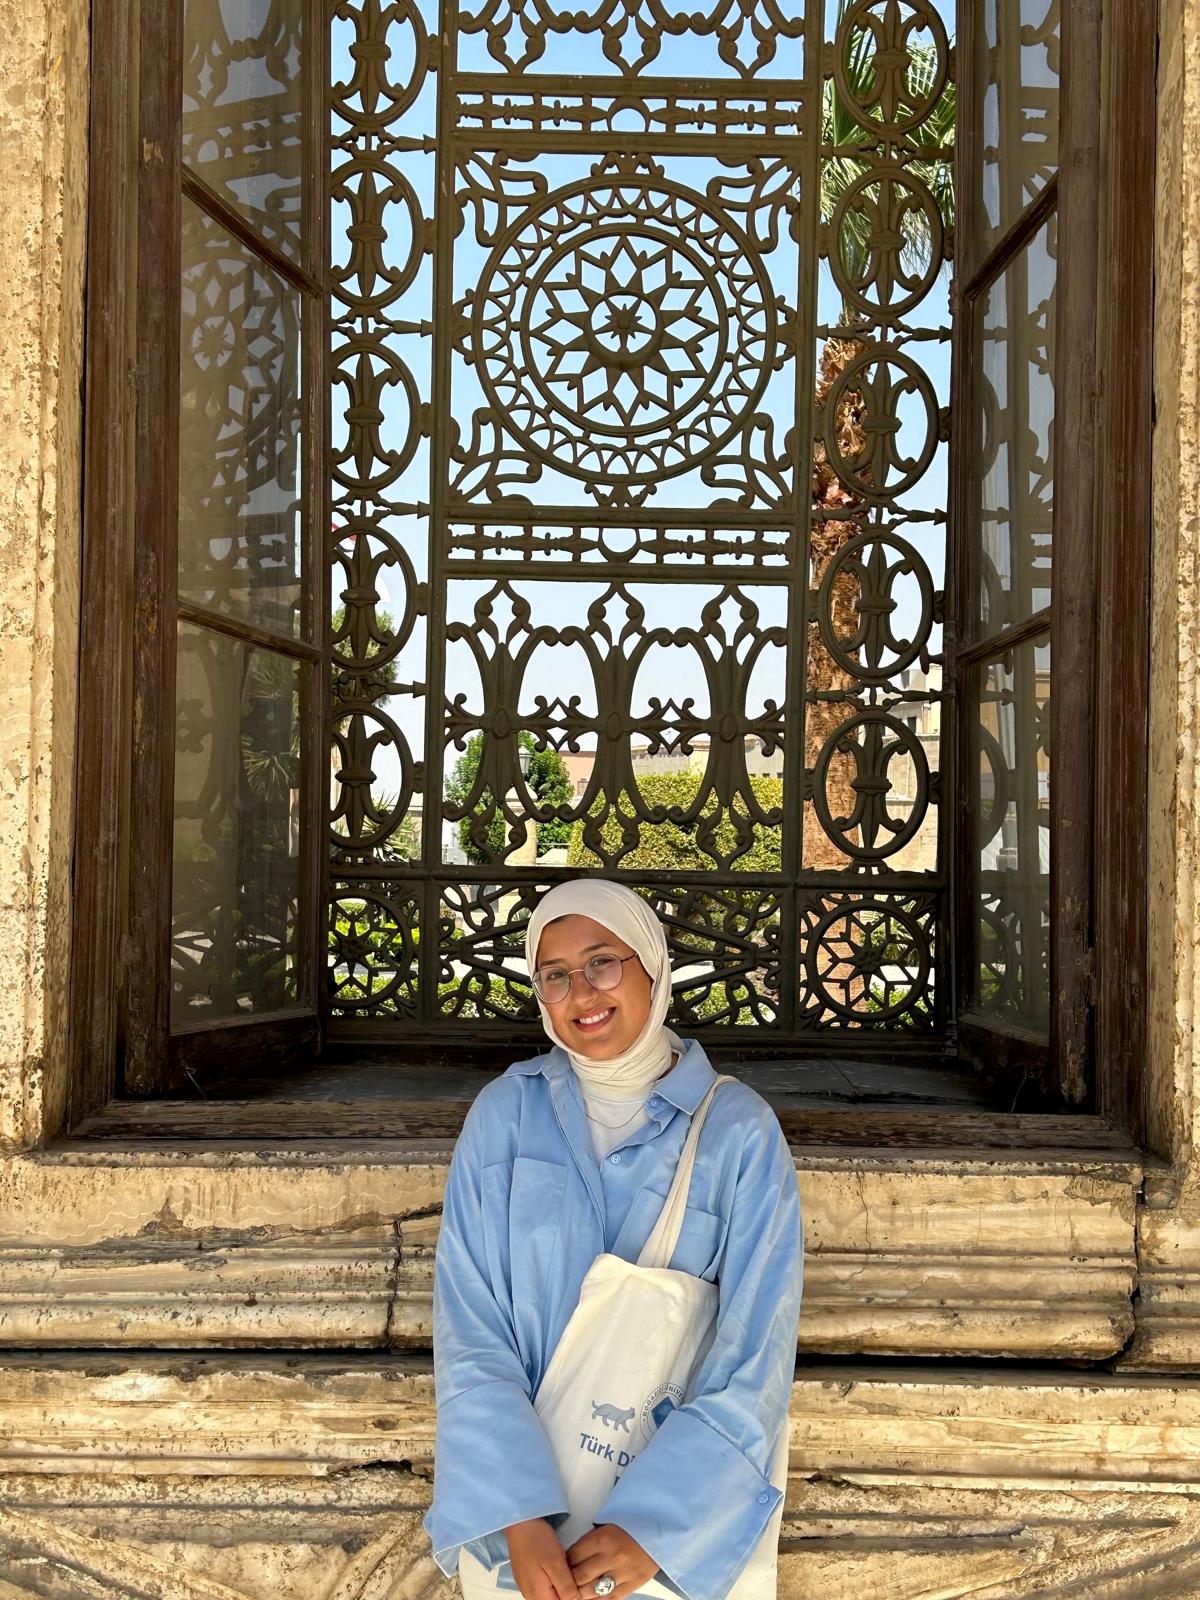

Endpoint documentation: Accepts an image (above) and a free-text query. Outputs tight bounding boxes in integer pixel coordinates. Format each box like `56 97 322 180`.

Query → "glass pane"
172 623 302 1026
975 213 1056 635
970 637 1050 1029
179 199 303 637
182 0 305 260
980 0 1059 251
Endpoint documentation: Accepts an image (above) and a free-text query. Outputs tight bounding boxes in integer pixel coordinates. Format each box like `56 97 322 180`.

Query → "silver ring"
594 1576 616 1597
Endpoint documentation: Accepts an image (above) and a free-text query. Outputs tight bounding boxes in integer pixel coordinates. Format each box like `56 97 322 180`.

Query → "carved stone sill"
0 1354 1195 1485
0 1132 1141 1360
4 1359 1200 1599
1123 1179 1200 1370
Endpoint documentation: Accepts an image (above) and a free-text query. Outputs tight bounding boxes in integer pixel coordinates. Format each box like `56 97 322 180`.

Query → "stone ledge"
1123 1184 1200 1369
2 1461 1200 1600
1 1470 1200 1600
0 1149 1141 1359
0 1358 1199 1490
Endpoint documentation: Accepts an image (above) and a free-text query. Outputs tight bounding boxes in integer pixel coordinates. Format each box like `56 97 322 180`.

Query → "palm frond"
820 11 956 318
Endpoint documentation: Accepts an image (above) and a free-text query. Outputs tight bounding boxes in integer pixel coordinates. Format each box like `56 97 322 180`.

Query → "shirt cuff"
594 1409 783 1600
423 1378 570 1577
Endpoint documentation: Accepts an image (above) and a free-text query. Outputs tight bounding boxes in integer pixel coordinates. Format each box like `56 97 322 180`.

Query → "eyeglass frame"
531 952 640 1005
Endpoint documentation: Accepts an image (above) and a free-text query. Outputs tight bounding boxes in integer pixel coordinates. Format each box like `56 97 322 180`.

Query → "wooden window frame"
73 0 331 1109
69 0 1156 1148
1090 0 1155 1146
949 0 1154 1130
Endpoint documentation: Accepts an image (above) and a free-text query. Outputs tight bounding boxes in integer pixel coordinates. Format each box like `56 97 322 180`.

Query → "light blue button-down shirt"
423 1039 803 1600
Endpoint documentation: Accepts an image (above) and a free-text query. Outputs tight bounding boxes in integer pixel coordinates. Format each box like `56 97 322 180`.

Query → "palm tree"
806 2 956 873
821 2 956 322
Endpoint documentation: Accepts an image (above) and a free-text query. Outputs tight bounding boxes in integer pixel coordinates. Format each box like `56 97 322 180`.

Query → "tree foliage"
444 731 575 863
821 0 956 319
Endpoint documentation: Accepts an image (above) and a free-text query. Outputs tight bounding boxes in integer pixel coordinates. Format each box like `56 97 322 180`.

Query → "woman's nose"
569 969 601 1004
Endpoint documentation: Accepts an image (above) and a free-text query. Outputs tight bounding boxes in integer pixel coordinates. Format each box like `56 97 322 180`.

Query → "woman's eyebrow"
537 942 617 966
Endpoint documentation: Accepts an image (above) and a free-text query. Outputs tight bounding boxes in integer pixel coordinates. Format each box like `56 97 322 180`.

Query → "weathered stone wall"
1133 0 1200 1375
3 0 1200 1595
0 0 87 1154
5 1361 1200 1597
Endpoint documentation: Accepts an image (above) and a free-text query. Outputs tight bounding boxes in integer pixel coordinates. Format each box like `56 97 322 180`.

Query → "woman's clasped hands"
505 1518 658 1600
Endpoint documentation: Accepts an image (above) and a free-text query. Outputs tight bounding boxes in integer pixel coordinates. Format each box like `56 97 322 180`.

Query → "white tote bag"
529 1075 790 1600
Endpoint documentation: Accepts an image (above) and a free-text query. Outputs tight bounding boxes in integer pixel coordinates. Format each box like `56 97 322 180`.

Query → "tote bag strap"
637 1074 737 1271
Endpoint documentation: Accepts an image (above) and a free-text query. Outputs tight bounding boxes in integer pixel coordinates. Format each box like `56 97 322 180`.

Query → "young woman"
423 880 803 1600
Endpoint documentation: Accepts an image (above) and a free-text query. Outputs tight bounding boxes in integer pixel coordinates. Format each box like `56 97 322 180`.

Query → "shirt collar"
508 1048 565 1078
649 1038 716 1113
507 1038 716 1114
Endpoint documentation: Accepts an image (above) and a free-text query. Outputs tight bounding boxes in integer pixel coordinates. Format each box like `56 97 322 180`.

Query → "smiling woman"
423 879 804 1600
530 887 668 1072
532 938 648 1053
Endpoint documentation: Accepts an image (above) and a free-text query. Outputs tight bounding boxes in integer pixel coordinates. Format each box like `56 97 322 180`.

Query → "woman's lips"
572 1006 616 1034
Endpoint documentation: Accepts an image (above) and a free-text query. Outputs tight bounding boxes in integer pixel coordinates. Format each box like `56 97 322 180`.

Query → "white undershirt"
576 1079 651 1159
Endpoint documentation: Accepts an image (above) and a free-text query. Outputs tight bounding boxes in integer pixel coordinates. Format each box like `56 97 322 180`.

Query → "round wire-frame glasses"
531 952 639 1005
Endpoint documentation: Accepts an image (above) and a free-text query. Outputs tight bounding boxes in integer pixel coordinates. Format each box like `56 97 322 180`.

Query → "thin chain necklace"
582 1098 647 1132
579 1057 677 1132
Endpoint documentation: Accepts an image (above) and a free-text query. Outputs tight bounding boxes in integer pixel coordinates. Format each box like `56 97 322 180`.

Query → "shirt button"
648 1098 661 1112
756 1490 771 1505
609 1153 622 1165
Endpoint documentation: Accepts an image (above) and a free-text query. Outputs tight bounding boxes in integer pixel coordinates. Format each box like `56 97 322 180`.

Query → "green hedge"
566 771 783 872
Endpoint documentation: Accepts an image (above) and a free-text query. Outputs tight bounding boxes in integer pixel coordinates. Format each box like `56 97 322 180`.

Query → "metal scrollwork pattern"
457 0 805 78
801 0 951 1027
329 883 422 1014
801 892 936 1028
465 164 783 503
832 0 949 134
442 580 786 872
326 0 952 1042
328 0 434 888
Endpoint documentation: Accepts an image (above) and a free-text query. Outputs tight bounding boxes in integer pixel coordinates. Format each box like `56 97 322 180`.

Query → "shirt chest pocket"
612 1186 728 1281
482 1156 568 1309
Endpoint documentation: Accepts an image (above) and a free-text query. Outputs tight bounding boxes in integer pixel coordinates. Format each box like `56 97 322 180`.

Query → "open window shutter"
124 0 328 1094
951 0 1100 1105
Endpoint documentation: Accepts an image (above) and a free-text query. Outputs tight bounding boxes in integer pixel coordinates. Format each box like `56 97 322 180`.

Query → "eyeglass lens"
535 954 623 1002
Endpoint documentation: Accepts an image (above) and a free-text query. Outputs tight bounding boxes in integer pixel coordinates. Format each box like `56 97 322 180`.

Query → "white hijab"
525 881 680 1094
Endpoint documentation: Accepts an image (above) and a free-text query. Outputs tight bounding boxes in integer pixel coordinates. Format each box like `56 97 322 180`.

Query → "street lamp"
506 740 538 869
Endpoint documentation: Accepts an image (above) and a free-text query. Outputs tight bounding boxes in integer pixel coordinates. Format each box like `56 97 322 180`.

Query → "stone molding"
2 1487 1200 1600
0 1500 455 1600
0 1148 1140 1360
4 1358 1199 1489
1105 0 1200 1373
3 1363 1200 1598
0 1506 259 1600
1125 1178 1200 1369
0 0 86 1154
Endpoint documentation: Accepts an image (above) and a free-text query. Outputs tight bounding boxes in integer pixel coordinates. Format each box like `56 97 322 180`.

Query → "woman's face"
534 914 654 1059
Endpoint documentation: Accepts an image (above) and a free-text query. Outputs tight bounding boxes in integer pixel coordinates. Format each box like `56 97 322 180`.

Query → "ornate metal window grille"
327 0 958 1046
